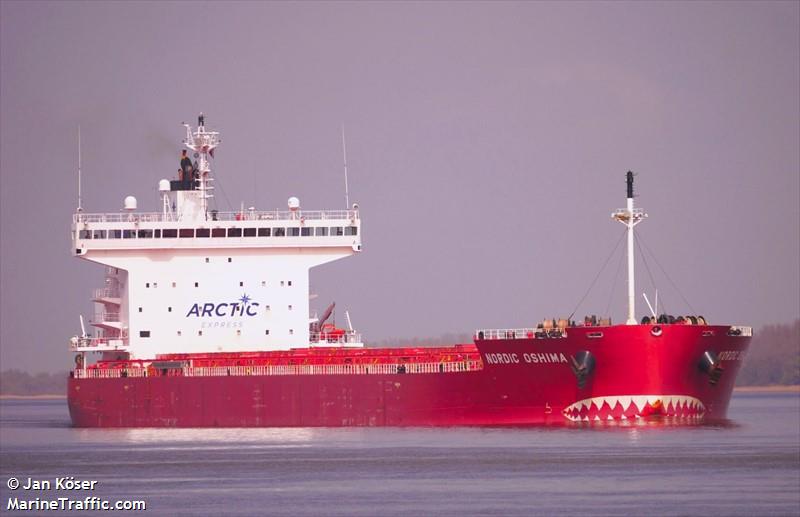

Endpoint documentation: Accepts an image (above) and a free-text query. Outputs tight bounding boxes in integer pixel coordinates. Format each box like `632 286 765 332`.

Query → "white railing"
72 360 483 379
73 367 144 378
69 337 128 351
474 328 567 340
728 326 753 337
309 332 362 345
74 209 358 224
612 208 646 221
92 287 120 299
93 311 120 322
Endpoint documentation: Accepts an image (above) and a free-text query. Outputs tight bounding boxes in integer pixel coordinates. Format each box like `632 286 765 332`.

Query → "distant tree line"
736 319 799 386
0 321 796 395
1 369 67 396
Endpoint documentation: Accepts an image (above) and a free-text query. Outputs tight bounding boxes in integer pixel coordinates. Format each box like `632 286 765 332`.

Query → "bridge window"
146 283 150 288
177 330 182 336
274 227 285 237
139 331 150 338
123 230 136 239
227 228 242 237
288 281 292 286
289 329 294 335
162 229 178 238
265 330 270 335
108 230 121 239
138 229 153 238
301 227 312 236
79 230 92 239
211 228 225 237
194 282 199 287
239 281 244 287
196 228 210 238
93 230 106 239
168 307 172 312
315 227 328 236
205 257 210 263
198 330 203 336
243 228 257 237
258 228 270 237
261 281 266 287
138 307 142 313
288 227 300 237
345 226 358 236
331 226 344 236
288 305 293 311
227 257 232 263
179 229 194 238
154 229 161 238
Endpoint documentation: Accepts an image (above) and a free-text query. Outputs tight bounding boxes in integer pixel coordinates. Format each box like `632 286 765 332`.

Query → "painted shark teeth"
562 394 706 422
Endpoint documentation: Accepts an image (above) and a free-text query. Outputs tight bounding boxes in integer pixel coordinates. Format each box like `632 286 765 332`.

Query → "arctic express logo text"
186 294 260 318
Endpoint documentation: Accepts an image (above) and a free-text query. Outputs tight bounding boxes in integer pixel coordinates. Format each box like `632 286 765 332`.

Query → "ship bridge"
73 208 360 253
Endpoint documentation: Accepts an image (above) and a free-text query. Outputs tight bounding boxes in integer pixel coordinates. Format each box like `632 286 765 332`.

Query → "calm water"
1 393 798 516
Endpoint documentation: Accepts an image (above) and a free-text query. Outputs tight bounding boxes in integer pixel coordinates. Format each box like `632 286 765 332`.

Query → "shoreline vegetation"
2 320 797 397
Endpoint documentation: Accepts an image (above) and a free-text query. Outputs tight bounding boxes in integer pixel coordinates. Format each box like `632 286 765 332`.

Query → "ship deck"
74 344 482 379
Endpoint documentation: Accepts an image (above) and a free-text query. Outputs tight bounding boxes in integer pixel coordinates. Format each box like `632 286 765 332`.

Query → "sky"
1 1 798 373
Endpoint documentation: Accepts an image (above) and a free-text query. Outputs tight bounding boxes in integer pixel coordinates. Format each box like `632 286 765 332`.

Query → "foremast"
612 171 647 325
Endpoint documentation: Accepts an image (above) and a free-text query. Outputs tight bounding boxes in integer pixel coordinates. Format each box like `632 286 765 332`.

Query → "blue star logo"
239 294 251 304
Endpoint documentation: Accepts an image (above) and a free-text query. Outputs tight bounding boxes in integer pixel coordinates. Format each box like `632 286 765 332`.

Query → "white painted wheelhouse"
70 115 362 361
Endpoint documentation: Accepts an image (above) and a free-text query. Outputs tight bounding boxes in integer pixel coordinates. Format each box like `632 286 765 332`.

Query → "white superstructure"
70 115 362 360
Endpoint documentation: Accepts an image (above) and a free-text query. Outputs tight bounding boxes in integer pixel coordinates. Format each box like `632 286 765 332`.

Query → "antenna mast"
612 171 647 325
77 126 82 212
183 113 220 218
341 124 350 209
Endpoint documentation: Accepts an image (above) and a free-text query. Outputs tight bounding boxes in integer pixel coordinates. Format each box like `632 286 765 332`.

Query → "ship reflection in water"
75 427 318 446
0 393 797 516
71 417 741 447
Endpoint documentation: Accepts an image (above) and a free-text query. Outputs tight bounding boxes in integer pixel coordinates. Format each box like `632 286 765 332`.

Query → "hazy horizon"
1 1 798 373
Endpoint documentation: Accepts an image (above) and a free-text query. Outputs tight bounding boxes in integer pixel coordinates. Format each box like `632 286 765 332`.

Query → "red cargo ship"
67 116 751 427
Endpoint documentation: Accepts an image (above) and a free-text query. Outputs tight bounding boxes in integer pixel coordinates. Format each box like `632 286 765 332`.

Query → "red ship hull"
67 325 750 427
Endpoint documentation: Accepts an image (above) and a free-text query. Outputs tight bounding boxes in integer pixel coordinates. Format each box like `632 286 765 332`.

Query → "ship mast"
612 171 647 325
183 113 220 218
